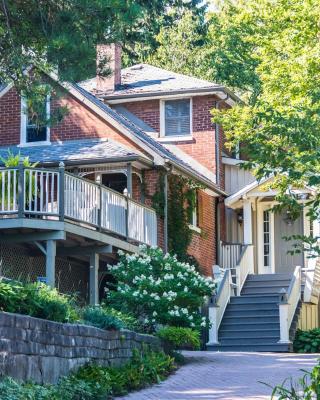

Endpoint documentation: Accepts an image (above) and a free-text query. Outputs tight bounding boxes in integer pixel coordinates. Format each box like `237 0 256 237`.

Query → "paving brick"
117 351 318 400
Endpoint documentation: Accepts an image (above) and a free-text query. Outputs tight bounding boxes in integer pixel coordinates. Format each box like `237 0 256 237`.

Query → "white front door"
257 203 275 274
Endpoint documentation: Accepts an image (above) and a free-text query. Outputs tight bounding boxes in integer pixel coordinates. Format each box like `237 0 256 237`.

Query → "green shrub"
157 326 201 350
0 350 175 400
106 246 215 332
101 306 144 332
294 329 320 353
0 280 78 323
269 360 320 399
82 306 124 330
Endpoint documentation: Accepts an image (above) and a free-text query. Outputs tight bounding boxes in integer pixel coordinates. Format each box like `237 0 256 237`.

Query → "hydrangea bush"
106 246 215 331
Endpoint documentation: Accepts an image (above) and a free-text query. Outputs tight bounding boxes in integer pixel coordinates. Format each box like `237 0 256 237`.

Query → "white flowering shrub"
106 246 215 331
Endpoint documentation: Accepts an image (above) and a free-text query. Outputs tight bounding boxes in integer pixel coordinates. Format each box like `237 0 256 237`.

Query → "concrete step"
224 308 279 317
207 343 292 352
243 280 291 288
225 302 279 311
219 337 280 345
222 315 279 324
246 273 292 281
229 295 279 304
241 286 289 295
219 320 280 334
219 329 279 339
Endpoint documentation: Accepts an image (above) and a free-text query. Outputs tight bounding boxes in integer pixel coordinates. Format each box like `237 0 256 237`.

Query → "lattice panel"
0 244 89 301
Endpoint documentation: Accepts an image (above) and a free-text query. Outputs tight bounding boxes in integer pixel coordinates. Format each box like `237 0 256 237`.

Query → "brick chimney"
96 43 121 92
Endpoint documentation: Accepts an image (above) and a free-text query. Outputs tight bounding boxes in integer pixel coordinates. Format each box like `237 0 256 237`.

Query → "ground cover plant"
268 359 320 399
106 246 215 332
0 349 175 400
294 329 320 353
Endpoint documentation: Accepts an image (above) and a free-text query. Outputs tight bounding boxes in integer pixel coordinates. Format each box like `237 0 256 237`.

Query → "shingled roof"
79 64 237 101
0 138 142 166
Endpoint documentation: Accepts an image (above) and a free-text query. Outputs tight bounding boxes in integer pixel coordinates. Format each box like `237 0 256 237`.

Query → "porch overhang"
225 177 314 209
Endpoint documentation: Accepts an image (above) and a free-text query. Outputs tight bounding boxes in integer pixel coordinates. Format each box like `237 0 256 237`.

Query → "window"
263 210 271 267
21 95 50 145
162 99 191 137
189 193 199 227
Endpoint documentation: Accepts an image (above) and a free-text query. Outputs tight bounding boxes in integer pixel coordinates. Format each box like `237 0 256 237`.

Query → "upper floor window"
161 98 192 137
21 95 50 145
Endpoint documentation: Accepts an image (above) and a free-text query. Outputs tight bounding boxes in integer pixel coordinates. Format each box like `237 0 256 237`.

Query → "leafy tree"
210 0 320 253
0 0 206 88
148 10 210 79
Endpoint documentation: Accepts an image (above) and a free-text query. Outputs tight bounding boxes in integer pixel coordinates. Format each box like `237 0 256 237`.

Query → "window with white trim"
162 99 191 136
21 95 50 145
189 193 199 227
263 210 271 267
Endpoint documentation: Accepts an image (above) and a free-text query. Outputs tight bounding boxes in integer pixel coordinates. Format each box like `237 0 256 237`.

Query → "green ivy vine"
151 172 204 262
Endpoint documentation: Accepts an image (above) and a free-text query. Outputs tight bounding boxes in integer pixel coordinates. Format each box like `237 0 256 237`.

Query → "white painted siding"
225 164 255 195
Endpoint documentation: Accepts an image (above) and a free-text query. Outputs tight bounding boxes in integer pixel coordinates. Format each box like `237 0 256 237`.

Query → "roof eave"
102 87 241 105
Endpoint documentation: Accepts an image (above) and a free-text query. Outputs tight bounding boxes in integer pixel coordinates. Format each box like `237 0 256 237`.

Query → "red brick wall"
122 96 224 180
143 169 164 250
0 88 21 145
187 191 216 276
125 100 160 132
0 87 149 157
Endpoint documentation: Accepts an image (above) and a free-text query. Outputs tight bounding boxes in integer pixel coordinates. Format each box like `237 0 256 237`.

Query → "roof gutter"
102 87 242 104
34 155 147 168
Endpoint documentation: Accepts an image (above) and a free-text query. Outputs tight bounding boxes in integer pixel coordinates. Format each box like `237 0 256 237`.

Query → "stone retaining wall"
0 312 161 384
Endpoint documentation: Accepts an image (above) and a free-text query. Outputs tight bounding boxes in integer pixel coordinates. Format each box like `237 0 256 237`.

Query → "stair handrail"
302 257 320 303
207 269 231 346
278 265 301 343
235 244 254 296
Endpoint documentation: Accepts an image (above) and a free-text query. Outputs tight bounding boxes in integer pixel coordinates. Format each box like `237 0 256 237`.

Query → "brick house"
0 45 234 304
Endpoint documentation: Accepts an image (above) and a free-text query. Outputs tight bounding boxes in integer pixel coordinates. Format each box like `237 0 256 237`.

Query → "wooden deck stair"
207 273 302 352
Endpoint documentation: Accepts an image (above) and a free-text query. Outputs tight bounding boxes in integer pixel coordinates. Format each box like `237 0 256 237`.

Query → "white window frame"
188 193 201 233
20 95 51 147
257 202 275 274
160 97 193 139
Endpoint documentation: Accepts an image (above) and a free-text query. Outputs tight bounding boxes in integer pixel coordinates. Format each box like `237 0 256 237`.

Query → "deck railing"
235 245 254 295
219 241 243 270
0 164 158 247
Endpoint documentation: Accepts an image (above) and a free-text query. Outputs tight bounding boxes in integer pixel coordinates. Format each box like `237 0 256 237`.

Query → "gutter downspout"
214 94 229 266
215 94 229 187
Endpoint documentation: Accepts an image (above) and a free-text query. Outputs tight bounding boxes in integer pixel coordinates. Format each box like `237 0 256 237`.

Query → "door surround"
257 201 275 274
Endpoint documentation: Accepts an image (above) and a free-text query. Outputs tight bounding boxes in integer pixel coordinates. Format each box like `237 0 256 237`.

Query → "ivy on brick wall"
151 172 203 264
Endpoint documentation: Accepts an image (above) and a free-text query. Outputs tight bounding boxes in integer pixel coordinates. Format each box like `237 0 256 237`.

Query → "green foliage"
152 173 203 261
82 306 124 331
157 326 200 350
148 10 209 79
106 246 215 332
0 350 175 399
106 349 175 396
209 0 320 253
101 306 143 332
294 329 320 353
0 279 78 323
269 360 320 399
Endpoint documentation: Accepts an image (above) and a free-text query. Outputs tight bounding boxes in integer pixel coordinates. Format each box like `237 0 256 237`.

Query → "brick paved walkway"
117 351 318 400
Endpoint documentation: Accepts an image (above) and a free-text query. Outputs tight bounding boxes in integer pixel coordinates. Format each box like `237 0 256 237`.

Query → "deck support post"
243 199 253 245
59 162 65 221
89 253 99 306
163 172 168 253
46 240 56 288
126 163 132 197
207 296 219 345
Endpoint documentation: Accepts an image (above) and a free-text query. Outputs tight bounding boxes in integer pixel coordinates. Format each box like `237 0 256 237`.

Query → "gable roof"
79 64 240 104
0 79 225 195
71 83 226 195
0 138 143 166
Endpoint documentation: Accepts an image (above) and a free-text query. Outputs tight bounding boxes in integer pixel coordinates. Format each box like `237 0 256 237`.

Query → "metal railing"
0 164 158 247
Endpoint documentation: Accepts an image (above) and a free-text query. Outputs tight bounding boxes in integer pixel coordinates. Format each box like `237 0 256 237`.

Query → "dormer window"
21 95 50 145
160 98 192 137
